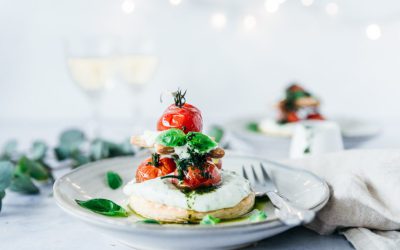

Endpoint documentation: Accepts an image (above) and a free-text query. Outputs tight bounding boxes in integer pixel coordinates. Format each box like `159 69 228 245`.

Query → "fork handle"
267 191 315 226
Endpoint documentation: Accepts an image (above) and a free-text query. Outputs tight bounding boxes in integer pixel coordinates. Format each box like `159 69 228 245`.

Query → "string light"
325 2 338 16
301 0 314 7
121 0 135 14
169 0 182 6
243 15 257 30
265 0 280 13
210 13 227 29
366 24 381 40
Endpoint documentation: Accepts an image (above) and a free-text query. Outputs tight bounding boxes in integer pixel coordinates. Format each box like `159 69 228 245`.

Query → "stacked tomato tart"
124 90 255 223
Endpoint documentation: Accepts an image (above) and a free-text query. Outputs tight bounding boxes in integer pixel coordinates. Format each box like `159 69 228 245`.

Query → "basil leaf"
208 125 224 143
75 198 128 217
9 171 39 194
59 129 85 149
186 132 217 153
0 161 13 190
200 214 220 225
156 129 187 147
29 141 47 161
106 171 123 189
16 156 49 181
246 122 259 132
137 219 160 224
249 209 267 222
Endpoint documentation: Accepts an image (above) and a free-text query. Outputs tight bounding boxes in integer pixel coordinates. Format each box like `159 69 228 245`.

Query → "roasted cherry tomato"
286 111 300 123
307 113 325 120
136 154 176 183
172 161 221 190
157 90 203 134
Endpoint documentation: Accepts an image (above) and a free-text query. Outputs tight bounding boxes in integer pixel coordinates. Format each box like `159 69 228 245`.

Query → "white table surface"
1 118 399 250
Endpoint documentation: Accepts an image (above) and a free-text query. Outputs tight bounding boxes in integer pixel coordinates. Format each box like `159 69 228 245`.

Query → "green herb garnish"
249 209 267 222
246 122 259 132
200 214 221 225
156 128 187 147
75 198 128 217
186 132 217 153
137 219 160 224
106 171 123 190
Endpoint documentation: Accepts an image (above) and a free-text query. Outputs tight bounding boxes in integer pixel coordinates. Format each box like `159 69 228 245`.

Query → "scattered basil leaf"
200 214 221 225
246 122 259 132
156 129 187 147
249 209 267 222
75 198 128 217
106 171 123 189
9 171 39 194
29 141 47 161
16 156 49 181
137 219 160 224
208 125 224 143
0 161 13 190
186 132 217 153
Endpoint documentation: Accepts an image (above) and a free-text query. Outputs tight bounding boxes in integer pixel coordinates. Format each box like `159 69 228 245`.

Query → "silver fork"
242 163 315 226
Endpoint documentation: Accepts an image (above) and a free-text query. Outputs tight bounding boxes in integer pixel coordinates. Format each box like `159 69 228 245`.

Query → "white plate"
225 116 381 158
54 151 329 250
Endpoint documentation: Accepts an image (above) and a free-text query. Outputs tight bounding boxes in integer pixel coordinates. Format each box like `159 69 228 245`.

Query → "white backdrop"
1 0 400 125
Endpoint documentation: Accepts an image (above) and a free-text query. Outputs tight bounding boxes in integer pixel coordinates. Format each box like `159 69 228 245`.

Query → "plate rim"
53 152 330 232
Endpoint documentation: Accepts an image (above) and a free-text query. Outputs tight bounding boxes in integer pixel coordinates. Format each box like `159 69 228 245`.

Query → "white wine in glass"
118 55 158 88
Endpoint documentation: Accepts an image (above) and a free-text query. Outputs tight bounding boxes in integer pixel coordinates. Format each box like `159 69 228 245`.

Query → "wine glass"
115 38 159 131
65 37 117 137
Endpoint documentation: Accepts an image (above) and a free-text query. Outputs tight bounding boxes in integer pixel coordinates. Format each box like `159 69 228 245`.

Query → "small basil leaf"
16 156 49 181
30 141 47 161
200 214 220 225
208 125 224 143
249 209 267 222
106 171 123 189
156 129 187 147
186 132 217 153
75 198 128 217
9 172 39 194
137 219 160 224
0 161 13 190
246 122 259 132
59 129 85 149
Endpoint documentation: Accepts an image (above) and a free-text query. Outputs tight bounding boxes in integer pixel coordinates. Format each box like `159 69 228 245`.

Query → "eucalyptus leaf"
186 132 218 153
10 171 39 194
30 141 47 161
0 190 5 212
106 171 123 189
1 140 17 160
0 161 13 190
208 125 224 143
249 209 267 222
75 198 128 217
71 152 91 168
156 129 187 147
200 214 220 225
16 156 49 181
90 140 110 161
59 129 85 149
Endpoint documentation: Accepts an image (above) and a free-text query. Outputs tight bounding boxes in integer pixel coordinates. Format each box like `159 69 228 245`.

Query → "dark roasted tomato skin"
172 161 221 190
136 157 176 183
157 103 203 134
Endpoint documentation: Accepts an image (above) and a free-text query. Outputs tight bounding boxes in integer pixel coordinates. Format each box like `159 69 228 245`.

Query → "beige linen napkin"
283 149 400 250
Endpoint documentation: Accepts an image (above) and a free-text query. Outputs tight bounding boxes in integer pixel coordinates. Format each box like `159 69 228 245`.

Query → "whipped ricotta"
123 170 252 212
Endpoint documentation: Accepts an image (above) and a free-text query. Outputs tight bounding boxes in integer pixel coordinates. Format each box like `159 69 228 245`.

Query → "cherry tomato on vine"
136 154 176 183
